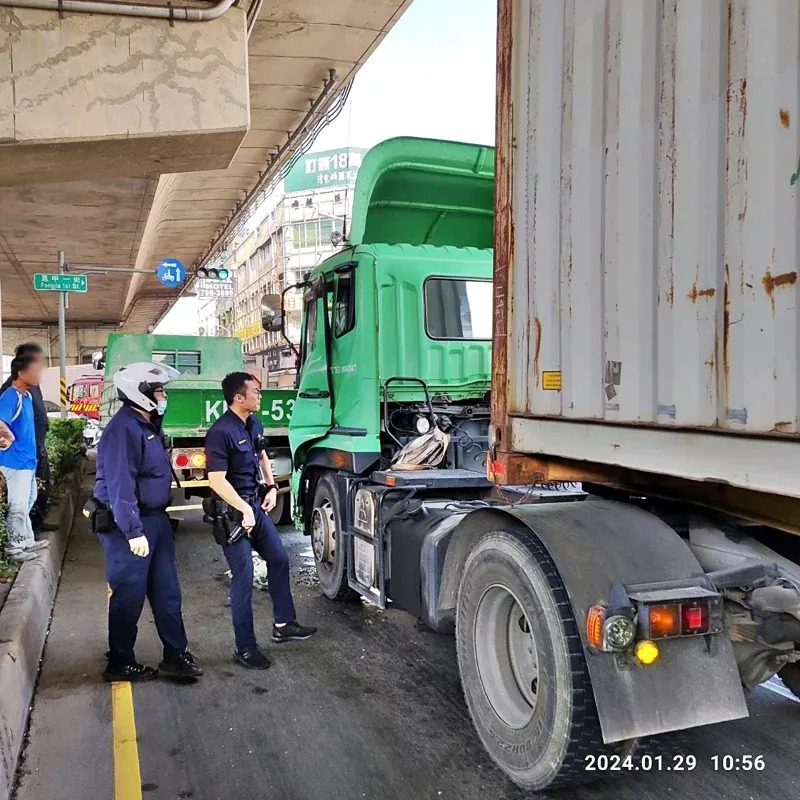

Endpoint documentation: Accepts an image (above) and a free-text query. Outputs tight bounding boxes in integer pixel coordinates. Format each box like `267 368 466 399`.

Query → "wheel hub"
311 501 336 567
474 584 539 729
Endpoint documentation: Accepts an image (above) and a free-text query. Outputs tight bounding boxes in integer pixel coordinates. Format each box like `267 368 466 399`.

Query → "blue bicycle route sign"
156 259 186 288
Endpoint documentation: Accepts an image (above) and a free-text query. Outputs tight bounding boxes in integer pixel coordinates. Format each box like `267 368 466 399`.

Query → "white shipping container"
495 0 800 503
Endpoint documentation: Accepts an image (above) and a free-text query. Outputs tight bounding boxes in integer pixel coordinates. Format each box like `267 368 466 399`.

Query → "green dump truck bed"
100 334 296 436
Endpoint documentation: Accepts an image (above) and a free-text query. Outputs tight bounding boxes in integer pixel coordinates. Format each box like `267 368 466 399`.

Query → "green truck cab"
99 333 295 522
263 136 497 598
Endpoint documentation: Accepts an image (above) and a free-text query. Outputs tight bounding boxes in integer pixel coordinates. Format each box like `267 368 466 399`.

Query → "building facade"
212 148 365 387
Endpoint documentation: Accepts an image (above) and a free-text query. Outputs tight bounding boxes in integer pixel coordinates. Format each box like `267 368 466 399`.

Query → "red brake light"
681 602 709 635
174 453 190 468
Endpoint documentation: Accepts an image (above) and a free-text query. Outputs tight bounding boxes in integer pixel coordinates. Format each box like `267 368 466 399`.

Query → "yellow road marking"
111 681 143 800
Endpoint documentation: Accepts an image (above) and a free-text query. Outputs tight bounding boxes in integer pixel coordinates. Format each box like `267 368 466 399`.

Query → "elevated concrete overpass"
0 0 411 341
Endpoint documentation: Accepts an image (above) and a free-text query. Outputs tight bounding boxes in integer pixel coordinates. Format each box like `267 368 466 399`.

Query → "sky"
155 0 497 335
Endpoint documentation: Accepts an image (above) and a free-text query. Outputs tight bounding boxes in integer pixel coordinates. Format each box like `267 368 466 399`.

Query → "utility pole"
57 250 67 419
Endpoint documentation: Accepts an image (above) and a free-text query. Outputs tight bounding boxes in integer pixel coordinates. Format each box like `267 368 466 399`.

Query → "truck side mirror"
261 294 282 332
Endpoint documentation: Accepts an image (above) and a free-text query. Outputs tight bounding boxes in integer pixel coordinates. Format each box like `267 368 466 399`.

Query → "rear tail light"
586 605 605 650
681 602 709 635
648 605 681 638
174 453 190 468
586 606 636 651
190 452 206 469
644 600 713 639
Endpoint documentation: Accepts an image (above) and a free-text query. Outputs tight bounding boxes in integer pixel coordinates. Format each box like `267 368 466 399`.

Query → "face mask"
155 399 168 416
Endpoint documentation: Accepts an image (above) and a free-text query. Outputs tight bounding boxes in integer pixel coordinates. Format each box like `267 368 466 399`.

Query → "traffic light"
196 267 230 280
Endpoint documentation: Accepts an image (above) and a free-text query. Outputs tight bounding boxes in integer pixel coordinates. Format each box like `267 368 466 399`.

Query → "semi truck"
99 333 296 523
265 98 800 793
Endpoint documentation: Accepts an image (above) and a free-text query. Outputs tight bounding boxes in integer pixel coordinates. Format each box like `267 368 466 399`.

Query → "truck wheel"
779 663 800 699
456 527 608 792
268 492 287 527
310 473 356 600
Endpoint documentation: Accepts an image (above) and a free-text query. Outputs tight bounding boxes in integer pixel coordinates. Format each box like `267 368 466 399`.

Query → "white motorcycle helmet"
113 361 180 413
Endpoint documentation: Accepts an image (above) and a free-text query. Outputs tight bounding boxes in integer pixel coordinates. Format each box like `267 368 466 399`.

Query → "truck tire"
779 663 800 699
455 527 611 791
268 491 292 527
311 472 356 600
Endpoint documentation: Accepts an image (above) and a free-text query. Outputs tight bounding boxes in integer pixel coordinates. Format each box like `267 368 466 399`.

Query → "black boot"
158 650 204 679
103 661 158 683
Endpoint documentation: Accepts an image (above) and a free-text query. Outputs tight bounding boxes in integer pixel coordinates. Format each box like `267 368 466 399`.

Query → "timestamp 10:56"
712 755 766 771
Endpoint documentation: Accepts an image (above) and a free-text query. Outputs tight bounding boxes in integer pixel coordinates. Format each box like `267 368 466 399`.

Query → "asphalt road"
12 501 800 800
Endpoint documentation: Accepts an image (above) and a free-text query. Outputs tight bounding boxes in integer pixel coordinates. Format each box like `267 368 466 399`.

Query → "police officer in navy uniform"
205 371 317 670
95 362 203 682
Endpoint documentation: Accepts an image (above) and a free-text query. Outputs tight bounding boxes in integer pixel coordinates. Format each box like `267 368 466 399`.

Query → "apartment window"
293 221 319 249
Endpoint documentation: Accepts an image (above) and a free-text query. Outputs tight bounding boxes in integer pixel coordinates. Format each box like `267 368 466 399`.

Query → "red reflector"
681 602 709 635
174 453 190 468
489 460 505 476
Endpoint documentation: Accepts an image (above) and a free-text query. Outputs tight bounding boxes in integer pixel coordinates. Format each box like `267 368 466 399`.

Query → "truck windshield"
425 278 492 340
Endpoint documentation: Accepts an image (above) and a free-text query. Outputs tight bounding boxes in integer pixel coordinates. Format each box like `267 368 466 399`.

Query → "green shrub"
46 418 87 490
0 501 14 579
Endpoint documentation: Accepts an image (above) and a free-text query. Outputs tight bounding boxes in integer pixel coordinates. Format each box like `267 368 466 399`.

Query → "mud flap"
451 500 748 743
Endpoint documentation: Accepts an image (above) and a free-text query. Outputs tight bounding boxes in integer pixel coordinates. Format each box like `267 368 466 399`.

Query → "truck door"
289 277 333 457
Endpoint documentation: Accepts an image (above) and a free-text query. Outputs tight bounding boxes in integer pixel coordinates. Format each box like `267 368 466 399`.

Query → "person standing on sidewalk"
0 343 54 536
0 353 49 562
94 362 203 683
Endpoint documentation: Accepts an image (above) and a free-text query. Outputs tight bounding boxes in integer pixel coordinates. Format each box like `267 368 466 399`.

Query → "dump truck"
99 333 295 523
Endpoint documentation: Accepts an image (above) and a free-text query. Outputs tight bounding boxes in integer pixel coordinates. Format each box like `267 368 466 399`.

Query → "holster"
203 497 247 546
82 497 114 534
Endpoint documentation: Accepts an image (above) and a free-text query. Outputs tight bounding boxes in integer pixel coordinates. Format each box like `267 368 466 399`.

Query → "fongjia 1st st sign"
34 274 88 292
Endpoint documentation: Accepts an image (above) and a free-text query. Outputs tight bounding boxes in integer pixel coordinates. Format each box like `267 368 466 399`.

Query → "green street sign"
284 147 366 193
33 273 88 293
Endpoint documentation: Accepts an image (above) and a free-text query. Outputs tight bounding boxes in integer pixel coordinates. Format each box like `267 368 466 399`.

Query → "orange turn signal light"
649 604 681 639
586 605 605 649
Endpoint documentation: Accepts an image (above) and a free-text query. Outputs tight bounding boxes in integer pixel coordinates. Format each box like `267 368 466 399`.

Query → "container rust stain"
533 316 542 388
687 283 716 303
773 421 794 433
723 265 731 407
762 269 798 312
780 108 791 128
492 0 514 432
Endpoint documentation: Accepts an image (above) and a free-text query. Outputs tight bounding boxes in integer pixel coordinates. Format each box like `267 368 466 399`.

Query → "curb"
0 468 83 800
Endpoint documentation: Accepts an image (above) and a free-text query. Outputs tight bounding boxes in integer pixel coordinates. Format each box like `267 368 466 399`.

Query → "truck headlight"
353 488 376 537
